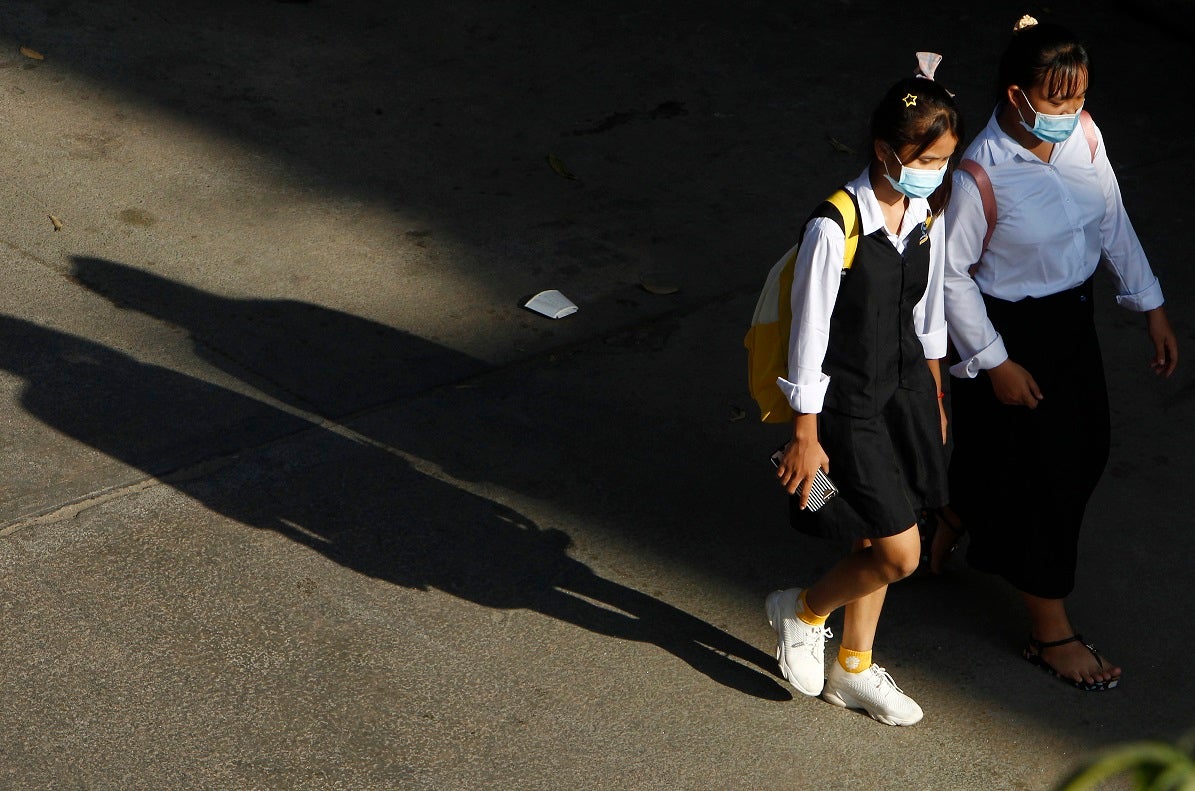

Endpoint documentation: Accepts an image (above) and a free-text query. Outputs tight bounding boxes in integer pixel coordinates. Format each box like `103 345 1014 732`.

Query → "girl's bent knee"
877 552 921 583
872 529 922 582
891 554 921 581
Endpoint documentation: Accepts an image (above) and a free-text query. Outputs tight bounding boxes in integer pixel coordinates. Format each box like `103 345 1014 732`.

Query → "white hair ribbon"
915 52 943 81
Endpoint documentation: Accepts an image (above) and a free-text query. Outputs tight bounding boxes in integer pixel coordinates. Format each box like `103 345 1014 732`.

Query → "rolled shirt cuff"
775 373 829 414
917 325 949 360
948 334 1009 378
1114 277 1164 312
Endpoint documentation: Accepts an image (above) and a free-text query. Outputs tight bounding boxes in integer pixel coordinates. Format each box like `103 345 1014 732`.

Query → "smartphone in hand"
770 446 839 512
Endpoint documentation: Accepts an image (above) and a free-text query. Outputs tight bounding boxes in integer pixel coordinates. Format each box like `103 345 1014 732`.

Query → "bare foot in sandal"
1022 595 1122 690
1029 634 1122 690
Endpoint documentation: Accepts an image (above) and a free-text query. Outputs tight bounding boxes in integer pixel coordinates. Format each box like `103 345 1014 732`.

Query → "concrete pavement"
0 1 1191 788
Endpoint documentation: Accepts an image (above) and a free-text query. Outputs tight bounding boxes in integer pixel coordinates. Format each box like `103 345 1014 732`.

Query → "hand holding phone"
770 446 839 512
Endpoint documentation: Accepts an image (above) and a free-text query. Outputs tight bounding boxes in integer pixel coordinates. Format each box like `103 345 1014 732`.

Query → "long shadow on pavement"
0 309 786 701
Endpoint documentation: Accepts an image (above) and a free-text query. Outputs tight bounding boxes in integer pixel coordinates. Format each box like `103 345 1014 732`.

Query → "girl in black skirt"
766 60 961 725
942 17 1178 690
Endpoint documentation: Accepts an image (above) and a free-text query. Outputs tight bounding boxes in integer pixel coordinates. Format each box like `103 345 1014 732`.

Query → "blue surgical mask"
1016 91 1082 144
882 147 947 199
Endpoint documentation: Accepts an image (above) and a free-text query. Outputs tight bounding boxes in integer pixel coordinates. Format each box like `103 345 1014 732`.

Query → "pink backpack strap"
1079 110 1098 162
957 118 1095 275
959 159 996 253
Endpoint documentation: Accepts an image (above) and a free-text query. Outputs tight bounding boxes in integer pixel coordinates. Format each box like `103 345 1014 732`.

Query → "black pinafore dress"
789 203 949 542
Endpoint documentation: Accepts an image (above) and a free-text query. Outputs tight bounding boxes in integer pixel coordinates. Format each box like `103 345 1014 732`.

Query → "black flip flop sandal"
1023 634 1120 692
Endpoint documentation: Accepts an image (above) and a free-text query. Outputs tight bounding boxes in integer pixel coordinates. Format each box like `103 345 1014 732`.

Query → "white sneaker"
823 662 924 726
765 588 831 696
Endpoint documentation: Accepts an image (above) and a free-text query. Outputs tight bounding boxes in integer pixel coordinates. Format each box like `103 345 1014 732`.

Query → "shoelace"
868 665 904 695
786 624 833 649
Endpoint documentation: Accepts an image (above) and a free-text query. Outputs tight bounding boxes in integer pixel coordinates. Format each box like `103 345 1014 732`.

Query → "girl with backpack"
941 17 1178 691
765 59 961 725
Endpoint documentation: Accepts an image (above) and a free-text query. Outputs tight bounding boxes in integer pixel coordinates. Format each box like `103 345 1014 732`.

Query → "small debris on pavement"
19 46 44 61
524 289 578 319
827 135 855 155
639 272 679 295
546 154 577 180
48 214 63 231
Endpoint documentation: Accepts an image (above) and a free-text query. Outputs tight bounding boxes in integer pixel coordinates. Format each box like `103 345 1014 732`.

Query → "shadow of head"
70 256 484 418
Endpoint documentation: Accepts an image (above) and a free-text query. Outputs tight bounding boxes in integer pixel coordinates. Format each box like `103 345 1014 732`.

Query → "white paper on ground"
523 289 578 319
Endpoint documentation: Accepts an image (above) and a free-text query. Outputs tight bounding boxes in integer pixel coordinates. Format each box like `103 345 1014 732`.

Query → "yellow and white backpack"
743 189 860 423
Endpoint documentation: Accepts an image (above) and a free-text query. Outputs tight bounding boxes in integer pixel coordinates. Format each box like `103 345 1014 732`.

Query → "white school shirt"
943 109 1164 378
775 169 948 415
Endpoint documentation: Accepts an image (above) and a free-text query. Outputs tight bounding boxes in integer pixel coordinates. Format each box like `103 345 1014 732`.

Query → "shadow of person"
70 256 486 419
0 313 786 699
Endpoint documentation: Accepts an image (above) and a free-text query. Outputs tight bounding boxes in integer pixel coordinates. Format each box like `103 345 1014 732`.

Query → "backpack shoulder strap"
1079 110 1098 162
802 188 861 269
826 189 860 269
959 159 996 253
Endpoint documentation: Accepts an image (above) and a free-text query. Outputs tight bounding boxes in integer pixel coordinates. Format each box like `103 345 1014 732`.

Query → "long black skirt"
789 380 949 543
949 278 1110 599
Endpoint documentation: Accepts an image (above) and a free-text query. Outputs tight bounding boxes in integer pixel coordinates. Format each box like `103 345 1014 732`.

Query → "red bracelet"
937 392 945 399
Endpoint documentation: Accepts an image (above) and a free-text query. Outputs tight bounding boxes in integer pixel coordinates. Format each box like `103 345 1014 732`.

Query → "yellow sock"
838 647 872 673
795 590 828 626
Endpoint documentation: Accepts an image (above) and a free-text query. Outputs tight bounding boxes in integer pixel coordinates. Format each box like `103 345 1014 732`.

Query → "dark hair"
997 22 1089 99
869 76 963 215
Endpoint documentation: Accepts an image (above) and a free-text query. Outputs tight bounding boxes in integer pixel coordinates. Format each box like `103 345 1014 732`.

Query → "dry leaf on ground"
827 136 855 155
546 154 577 180
19 46 44 60
639 272 679 295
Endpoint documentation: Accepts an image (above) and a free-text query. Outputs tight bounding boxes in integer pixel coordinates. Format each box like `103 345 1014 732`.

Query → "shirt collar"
984 108 1032 163
846 167 930 237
